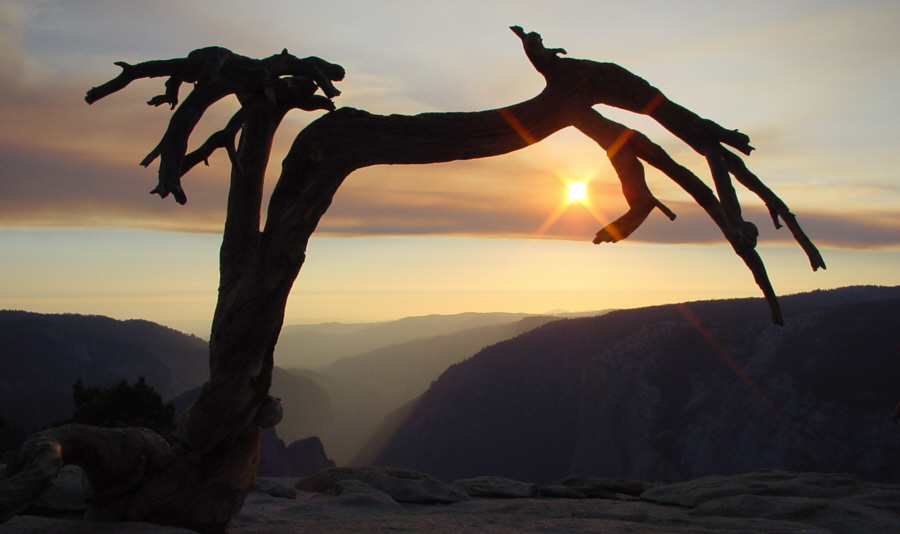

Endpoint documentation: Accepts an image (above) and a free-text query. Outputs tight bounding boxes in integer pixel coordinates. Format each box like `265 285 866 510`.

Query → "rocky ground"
4 468 900 533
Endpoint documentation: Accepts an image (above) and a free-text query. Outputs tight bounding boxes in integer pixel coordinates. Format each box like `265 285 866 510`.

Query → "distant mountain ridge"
275 311 604 369
370 286 900 484
0 310 209 434
7 287 899 484
0 308 598 464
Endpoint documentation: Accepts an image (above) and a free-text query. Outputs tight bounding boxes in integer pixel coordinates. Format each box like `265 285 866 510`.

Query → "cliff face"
293 315 561 464
372 287 900 483
258 430 335 477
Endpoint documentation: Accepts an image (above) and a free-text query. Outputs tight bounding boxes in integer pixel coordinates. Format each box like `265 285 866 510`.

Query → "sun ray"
532 170 616 240
531 199 571 240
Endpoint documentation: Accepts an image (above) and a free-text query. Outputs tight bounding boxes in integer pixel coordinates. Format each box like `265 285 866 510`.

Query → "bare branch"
144 82 232 204
147 76 184 109
569 107 784 323
510 25 567 75
571 111 676 243
722 150 827 272
181 109 247 176
85 59 182 105
508 26 816 323
260 49 346 98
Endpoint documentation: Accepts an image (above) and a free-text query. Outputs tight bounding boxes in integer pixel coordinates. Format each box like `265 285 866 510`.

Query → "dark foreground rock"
295 466 469 504
452 475 538 498
4 469 899 533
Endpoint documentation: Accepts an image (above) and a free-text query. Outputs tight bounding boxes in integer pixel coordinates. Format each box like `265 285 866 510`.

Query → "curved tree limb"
721 150 827 271
509 25 761 250
509 25 820 322
181 108 247 176
571 112 677 243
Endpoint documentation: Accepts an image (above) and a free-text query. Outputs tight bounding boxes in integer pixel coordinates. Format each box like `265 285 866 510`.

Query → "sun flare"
566 181 588 203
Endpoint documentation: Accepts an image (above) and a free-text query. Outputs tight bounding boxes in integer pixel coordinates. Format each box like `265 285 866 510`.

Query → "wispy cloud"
319 181 900 249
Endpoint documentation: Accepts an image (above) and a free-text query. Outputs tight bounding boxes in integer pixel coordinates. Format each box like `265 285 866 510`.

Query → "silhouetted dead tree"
0 27 823 532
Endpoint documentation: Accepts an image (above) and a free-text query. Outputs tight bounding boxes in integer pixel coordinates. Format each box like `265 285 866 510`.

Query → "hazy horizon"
8 281 898 341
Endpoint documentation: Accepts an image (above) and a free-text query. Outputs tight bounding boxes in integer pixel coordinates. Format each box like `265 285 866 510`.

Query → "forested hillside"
0 311 208 447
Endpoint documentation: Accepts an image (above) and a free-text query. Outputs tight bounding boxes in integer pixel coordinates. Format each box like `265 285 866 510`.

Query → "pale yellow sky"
1 1 898 335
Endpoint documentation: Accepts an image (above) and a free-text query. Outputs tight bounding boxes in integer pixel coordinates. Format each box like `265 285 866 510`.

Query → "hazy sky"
1 0 898 336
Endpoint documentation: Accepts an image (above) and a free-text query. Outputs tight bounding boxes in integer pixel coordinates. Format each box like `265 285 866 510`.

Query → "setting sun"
567 181 588 203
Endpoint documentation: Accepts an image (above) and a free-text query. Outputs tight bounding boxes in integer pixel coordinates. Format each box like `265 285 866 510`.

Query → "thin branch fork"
85 47 344 204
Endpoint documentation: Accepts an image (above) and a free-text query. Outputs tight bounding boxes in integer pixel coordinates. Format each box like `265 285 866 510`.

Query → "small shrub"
70 377 176 438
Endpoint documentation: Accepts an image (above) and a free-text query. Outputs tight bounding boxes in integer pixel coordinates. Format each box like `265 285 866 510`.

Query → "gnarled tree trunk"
0 27 823 532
